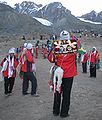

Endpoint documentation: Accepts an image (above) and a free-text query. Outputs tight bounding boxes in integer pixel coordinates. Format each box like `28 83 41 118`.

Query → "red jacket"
35 46 38 56
43 47 47 56
48 51 77 78
0 56 18 77
81 53 88 63
89 51 98 63
20 50 34 72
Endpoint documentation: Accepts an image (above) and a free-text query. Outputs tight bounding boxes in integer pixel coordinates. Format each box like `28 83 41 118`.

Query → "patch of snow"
44 5 48 11
37 6 44 11
95 12 98 17
19 5 22 11
78 17 102 24
57 4 62 9
33 17 53 26
23 2 26 7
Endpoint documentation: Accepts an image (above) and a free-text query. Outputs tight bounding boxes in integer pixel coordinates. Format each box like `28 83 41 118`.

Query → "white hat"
84 50 86 53
93 46 96 50
24 43 28 48
9 48 15 54
27 43 33 50
60 30 70 40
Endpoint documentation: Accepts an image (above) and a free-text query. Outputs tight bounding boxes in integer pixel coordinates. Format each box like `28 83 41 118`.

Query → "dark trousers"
4 77 15 94
90 63 96 77
22 72 37 95
53 77 73 115
82 62 87 73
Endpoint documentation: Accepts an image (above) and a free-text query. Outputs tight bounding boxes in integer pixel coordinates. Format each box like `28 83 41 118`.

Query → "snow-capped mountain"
34 2 71 23
14 1 43 16
14 2 71 23
1 1 102 34
0 3 51 34
14 1 102 33
80 10 102 23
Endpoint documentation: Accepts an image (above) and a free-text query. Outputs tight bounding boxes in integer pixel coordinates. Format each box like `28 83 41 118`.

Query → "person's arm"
0 57 7 67
95 51 99 63
47 50 55 63
14 57 19 68
26 51 34 63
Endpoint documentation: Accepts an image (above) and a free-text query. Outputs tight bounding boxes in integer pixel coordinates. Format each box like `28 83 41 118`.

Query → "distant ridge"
14 1 102 33
0 1 102 35
80 10 102 23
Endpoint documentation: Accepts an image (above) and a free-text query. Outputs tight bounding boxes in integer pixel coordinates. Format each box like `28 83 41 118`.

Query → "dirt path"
0 36 102 120
0 57 102 120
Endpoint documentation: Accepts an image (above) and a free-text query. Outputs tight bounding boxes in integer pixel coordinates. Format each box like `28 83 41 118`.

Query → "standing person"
81 50 88 73
48 30 77 118
0 48 18 95
20 43 39 96
40 35 43 40
22 35 26 41
89 47 99 77
96 51 100 70
42 44 47 59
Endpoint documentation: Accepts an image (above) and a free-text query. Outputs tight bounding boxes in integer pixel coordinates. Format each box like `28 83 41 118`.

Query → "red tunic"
89 51 98 63
0 56 18 77
48 51 77 78
35 46 38 57
20 50 34 72
43 48 47 57
81 53 88 63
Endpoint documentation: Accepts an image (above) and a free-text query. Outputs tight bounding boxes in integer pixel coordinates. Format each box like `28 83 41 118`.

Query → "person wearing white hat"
60 30 70 40
23 43 28 50
0 47 18 95
89 47 99 77
20 43 38 97
9 47 16 54
27 43 34 54
60 30 76 48
48 30 77 118
26 43 33 50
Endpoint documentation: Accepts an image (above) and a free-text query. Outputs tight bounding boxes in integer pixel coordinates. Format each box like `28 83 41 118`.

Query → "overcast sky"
0 0 102 16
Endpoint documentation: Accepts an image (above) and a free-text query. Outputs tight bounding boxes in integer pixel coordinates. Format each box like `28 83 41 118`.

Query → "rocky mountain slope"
80 10 102 23
14 1 102 33
0 1 102 35
0 3 51 35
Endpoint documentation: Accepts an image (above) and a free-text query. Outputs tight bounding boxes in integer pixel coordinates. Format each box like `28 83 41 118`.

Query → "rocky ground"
0 36 102 120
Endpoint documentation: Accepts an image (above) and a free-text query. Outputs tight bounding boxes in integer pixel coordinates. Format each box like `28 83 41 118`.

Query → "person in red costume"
42 44 47 59
48 30 77 118
20 43 39 97
1 48 18 95
89 47 99 77
81 50 88 73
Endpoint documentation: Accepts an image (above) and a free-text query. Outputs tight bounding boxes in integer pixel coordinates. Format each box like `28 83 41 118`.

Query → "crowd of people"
0 43 39 97
0 30 101 118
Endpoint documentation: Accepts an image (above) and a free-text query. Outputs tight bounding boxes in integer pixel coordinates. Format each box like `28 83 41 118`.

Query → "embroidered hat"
60 30 70 40
27 43 33 50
